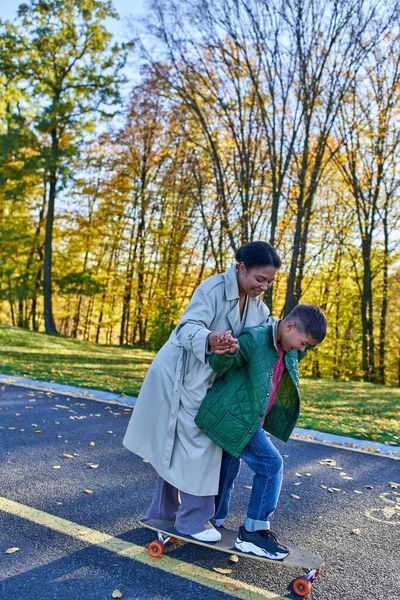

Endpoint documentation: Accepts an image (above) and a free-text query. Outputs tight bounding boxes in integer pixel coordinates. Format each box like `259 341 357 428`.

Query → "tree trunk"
43 130 58 335
361 236 375 382
378 209 389 384
284 196 304 315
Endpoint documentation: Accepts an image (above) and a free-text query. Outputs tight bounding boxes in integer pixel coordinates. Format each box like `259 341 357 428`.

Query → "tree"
0 0 130 333
332 28 400 382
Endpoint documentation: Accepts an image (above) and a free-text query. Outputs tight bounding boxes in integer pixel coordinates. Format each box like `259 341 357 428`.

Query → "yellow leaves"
111 591 122 599
83 489 94 494
34 429 42 434
89 441 96 447
87 463 99 469
63 453 74 459
351 529 361 535
229 554 239 563
243 485 252 490
213 567 233 574
5 547 20 554
224 582 239 591
290 494 301 500
51 465 61 469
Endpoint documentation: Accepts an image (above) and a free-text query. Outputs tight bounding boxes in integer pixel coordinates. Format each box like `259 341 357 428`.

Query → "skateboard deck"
140 518 324 570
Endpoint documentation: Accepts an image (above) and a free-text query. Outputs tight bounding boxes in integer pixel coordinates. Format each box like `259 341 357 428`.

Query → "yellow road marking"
0 496 284 599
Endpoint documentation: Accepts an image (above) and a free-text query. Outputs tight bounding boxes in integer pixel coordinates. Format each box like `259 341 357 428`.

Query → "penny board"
140 519 324 569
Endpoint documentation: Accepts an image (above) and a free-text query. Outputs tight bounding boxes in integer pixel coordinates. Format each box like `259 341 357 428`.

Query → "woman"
123 241 281 541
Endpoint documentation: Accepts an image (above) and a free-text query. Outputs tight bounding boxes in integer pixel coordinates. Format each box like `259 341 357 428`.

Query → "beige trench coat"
123 264 270 495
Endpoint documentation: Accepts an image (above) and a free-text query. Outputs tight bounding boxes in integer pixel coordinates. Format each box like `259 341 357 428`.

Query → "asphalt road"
0 384 399 600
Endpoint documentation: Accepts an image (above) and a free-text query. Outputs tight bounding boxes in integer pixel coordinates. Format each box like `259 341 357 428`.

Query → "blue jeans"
212 427 283 532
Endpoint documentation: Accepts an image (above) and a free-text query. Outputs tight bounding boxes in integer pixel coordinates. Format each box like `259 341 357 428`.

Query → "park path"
0 384 399 600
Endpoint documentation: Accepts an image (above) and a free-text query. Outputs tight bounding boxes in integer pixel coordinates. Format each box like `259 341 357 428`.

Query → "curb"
0 374 137 408
292 428 399 459
1 373 399 459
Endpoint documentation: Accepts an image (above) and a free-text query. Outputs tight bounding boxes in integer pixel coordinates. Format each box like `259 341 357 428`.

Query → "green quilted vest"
195 321 306 458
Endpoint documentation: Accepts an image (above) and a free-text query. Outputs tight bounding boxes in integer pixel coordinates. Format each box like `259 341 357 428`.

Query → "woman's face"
237 263 278 298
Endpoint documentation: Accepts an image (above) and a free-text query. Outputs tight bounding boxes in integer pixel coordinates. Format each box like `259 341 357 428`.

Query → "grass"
0 325 399 446
298 378 399 446
0 325 154 396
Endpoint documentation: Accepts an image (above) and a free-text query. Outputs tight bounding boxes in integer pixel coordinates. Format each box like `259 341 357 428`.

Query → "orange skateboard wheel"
292 577 312 597
148 540 164 558
169 537 179 543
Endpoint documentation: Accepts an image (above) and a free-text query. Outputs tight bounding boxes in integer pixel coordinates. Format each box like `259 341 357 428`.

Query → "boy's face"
280 322 319 352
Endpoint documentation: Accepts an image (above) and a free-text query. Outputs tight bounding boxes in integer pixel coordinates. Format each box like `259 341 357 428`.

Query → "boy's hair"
284 304 327 342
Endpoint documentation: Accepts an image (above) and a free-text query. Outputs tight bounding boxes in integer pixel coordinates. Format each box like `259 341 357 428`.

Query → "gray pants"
146 476 215 535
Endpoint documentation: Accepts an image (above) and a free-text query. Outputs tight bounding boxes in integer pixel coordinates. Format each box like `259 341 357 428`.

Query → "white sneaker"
191 528 222 542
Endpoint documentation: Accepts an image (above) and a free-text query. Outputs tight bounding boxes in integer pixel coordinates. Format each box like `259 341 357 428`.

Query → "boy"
195 304 327 560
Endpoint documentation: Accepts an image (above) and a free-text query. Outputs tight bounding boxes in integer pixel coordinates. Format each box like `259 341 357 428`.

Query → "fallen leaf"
388 482 399 489
34 430 42 434
111 591 122 599
342 476 354 480
5 547 19 554
51 466 61 469
354 490 363 494
83 489 94 494
229 555 239 563
224 582 239 590
107 431 113 434
330 487 341 492
89 442 96 447
243 485 252 490
319 459 336 466
365 485 373 489
304 473 311 477
351 529 361 535
295 472 303 477
142 459 149 463
63 453 74 459
290 494 301 500
213 567 232 574
88 463 99 469
320 485 328 489
293 482 302 486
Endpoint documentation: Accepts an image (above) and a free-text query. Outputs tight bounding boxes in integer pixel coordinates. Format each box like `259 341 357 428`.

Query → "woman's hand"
208 331 238 354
